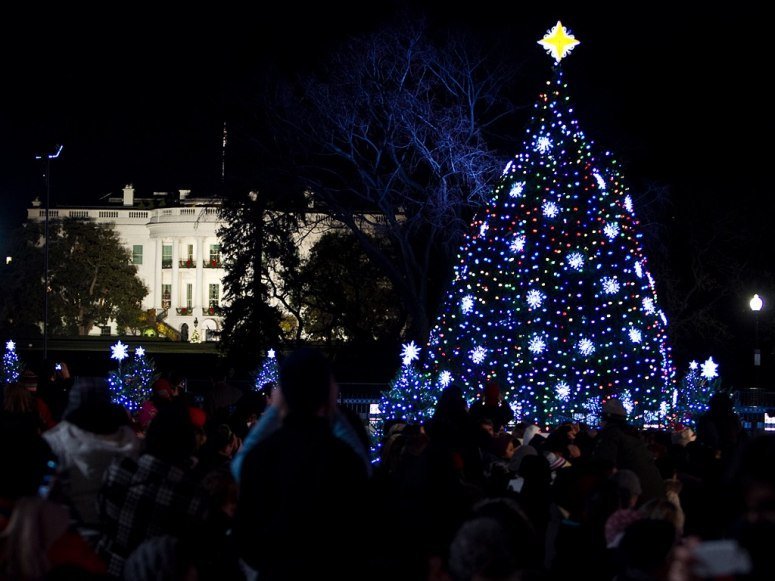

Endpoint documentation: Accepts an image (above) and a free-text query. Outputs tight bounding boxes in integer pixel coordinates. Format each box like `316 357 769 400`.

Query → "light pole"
35 145 63 362
750 293 763 387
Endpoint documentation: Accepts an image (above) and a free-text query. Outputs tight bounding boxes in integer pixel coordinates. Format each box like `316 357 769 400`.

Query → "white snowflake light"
660 311 668 325
621 391 635 415
628 327 642 343
401 341 421 366
593 171 606 190
624 195 634 213
543 201 559 218
567 252 584 270
439 370 452 387
556 381 571 401
135 346 146 357
634 261 643 278
642 298 655 314
5 340 15 352
479 223 489 236
701 357 718 380
577 338 595 356
529 334 546 354
461 295 474 314
535 135 553 154
689 360 699 371
509 181 525 198
602 277 620 294
672 388 678 407
470 346 487 364
660 401 669 417
502 160 513 175
603 222 620 239
110 340 129 362
526 289 545 309
509 235 526 253
267 349 276 359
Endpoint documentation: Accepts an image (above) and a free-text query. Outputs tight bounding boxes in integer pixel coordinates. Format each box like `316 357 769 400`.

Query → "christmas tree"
424 22 674 426
1 340 23 384
673 357 720 426
107 342 157 413
379 342 436 425
252 348 279 390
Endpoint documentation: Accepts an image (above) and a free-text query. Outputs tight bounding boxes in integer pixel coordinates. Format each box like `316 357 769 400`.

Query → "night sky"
1 3 771 382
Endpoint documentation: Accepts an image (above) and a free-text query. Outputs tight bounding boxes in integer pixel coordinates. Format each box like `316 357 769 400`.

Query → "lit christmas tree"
424 22 674 426
673 357 720 426
379 342 436 425
252 348 279 390
107 342 156 413
1 340 23 384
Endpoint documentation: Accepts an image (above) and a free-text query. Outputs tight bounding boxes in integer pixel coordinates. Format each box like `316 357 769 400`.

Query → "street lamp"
35 145 63 362
750 293 763 385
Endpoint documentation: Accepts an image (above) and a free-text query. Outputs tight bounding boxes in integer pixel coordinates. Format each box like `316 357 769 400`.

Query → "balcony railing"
203 258 223 269
179 258 196 268
176 307 193 316
205 305 223 316
162 259 172 269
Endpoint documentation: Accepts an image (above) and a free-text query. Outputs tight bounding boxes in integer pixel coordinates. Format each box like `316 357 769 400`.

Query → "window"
186 284 193 308
162 284 171 308
187 244 194 260
162 244 172 268
209 244 221 264
132 245 143 265
209 284 219 307
100 326 111 336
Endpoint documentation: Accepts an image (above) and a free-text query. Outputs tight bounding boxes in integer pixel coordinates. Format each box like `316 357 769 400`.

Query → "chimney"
122 184 135 206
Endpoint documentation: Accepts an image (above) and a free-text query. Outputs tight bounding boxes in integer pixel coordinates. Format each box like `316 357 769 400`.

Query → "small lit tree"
107 342 156 413
379 342 436 426
252 348 280 390
1 340 23 384
673 357 720 426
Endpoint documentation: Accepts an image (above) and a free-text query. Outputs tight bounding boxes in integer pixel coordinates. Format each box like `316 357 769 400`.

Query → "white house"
28 186 225 341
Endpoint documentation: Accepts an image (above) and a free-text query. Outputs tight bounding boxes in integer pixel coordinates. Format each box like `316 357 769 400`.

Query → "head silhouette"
279 348 334 416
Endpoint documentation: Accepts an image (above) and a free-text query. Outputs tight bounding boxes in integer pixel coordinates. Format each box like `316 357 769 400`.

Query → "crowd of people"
1 349 774 580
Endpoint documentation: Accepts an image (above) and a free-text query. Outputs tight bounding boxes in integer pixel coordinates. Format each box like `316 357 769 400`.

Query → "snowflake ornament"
461 295 474 314
526 289 545 309
593 171 606 190
110 341 128 362
479 222 489 236
5 340 15 352
577 338 595 356
510 235 526 253
535 135 553 154
642 298 655 314
603 222 620 239
567 252 584 270
689 360 699 371
267 349 276 359
502 160 513 175
470 346 487 364
135 346 146 358
634 261 643 278
624 195 634 213
529 335 546 354
509 182 525 198
555 382 571 401
543 201 559 217
628 327 642 343
439 370 452 387
601 277 620 294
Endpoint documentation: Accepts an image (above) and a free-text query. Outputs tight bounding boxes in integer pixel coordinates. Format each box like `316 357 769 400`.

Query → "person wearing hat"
590 397 665 503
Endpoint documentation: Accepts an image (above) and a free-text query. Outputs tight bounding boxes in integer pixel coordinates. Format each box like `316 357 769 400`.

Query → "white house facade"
27 186 225 341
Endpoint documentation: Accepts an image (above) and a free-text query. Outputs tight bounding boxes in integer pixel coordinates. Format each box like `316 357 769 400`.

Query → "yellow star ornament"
538 21 580 63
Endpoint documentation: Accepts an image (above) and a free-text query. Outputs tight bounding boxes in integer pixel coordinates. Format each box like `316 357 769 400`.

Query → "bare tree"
266 19 519 338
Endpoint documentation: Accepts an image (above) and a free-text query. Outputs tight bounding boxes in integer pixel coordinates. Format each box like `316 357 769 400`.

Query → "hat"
611 468 642 497
544 451 569 471
188 406 207 429
602 398 627 418
152 378 173 399
20 370 39 391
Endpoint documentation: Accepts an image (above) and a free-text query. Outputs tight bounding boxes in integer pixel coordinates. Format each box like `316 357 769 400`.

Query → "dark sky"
1 3 771 380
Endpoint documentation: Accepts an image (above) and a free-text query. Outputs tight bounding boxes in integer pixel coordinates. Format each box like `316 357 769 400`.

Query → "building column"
195 237 204 315
171 240 179 310
154 239 162 309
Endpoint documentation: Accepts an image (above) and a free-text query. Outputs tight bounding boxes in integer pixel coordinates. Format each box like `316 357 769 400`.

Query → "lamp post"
750 293 763 386
35 145 63 362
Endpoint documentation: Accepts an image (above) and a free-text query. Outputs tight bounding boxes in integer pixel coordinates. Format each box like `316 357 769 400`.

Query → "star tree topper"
538 21 580 63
